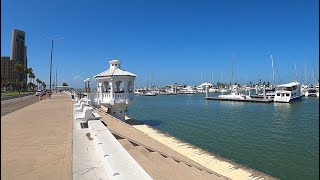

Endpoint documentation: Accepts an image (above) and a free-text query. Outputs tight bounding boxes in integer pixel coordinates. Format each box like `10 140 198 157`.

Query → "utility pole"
49 40 53 94
46 37 63 98
56 67 58 93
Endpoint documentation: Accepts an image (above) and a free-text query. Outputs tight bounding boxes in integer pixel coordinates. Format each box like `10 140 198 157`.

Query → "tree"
27 68 34 91
14 64 30 92
42 82 46 90
30 73 36 91
14 63 25 93
36 78 40 90
38 80 42 90
1 75 7 89
28 82 33 91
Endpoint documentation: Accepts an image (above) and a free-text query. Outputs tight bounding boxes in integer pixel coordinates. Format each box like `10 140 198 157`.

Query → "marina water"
127 93 319 180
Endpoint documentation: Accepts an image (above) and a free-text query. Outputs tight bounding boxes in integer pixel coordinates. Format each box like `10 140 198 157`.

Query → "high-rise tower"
11 29 27 67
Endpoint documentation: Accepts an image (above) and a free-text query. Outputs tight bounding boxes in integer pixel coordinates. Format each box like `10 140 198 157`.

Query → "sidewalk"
1 93 73 180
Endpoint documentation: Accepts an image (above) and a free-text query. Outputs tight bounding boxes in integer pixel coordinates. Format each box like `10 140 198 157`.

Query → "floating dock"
204 96 274 103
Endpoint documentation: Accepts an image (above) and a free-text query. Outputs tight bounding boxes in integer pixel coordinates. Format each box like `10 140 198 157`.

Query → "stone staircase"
95 107 228 179
114 133 226 180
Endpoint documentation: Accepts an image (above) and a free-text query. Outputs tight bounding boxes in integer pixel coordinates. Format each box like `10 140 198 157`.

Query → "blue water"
126 93 319 180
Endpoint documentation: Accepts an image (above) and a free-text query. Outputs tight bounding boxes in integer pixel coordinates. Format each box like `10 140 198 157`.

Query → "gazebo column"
123 80 129 98
109 81 115 99
98 82 103 100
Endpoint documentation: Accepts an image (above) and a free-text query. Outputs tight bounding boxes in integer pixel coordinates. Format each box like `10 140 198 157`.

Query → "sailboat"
218 53 251 100
134 75 157 96
305 63 319 97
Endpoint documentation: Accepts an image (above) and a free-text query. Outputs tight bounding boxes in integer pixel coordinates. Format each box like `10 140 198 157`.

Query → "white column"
205 86 209 98
110 81 114 99
124 80 128 92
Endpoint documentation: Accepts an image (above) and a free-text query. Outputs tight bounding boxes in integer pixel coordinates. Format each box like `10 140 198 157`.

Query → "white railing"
90 92 135 104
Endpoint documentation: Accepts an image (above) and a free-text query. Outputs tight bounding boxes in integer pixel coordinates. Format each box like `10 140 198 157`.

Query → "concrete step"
119 139 222 180
164 156 202 179
136 143 197 180
137 144 223 180
118 139 168 179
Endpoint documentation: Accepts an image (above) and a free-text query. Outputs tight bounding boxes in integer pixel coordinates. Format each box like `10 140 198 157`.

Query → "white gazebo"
93 60 136 120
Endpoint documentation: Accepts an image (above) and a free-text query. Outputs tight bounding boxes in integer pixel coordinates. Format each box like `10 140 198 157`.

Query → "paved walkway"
1 93 73 180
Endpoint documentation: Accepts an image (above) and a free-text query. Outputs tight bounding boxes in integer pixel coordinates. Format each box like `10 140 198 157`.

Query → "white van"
35 90 43 96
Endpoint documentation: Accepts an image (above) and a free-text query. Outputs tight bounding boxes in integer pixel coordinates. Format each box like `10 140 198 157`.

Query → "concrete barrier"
74 102 87 112
88 120 152 180
74 106 94 121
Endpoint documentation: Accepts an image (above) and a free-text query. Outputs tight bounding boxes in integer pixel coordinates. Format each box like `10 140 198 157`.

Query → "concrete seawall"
126 117 278 180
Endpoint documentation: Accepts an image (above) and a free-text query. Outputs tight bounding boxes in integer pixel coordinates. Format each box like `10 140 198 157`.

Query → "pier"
204 96 274 103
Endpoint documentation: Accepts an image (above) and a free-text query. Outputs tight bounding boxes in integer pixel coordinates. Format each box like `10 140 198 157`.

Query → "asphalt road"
1 95 47 117
1 93 34 101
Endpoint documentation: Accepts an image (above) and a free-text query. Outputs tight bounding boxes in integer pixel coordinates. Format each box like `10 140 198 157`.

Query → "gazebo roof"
95 67 136 78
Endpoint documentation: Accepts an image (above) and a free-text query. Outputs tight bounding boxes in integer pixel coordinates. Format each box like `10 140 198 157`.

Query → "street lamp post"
48 37 63 98
87 78 90 93
84 79 87 93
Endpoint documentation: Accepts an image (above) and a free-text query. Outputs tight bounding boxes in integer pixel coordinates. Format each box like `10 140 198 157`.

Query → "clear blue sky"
1 0 319 88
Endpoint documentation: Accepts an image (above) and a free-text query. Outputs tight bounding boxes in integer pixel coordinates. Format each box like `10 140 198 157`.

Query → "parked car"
35 90 43 96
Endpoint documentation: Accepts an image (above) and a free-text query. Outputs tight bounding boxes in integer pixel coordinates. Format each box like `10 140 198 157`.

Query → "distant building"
1 29 28 88
1 57 19 87
11 29 27 67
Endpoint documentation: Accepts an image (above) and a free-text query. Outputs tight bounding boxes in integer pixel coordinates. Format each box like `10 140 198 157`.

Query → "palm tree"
1 75 7 90
14 63 26 93
36 78 40 90
42 82 46 90
27 68 33 91
30 73 36 91
38 80 42 90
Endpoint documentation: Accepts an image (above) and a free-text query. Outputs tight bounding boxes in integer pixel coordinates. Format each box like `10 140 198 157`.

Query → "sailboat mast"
232 53 234 85
148 75 151 89
304 64 307 84
270 55 275 85
294 63 297 82
313 66 315 86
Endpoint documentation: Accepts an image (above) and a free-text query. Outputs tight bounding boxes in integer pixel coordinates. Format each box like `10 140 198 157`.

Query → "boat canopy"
276 82 300 88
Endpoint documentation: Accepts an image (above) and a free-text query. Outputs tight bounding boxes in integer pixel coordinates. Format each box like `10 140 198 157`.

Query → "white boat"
209 87 220 93
257 86 276 99
179 86 196 94
218 85 251 100
134 88 156 96
165 88 177 95
301 84 309 96
218 54 251 100
197 82 213 93
305 88 318 97
274 82 302 103
219 88 228 93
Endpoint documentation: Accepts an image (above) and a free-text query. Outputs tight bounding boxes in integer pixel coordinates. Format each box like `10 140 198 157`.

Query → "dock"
204 96 274 103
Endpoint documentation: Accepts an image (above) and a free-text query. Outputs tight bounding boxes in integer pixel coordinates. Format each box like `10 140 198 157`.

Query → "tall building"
1 57 19 87
1 29 28 89
11 29 28 83
11 29 27 67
